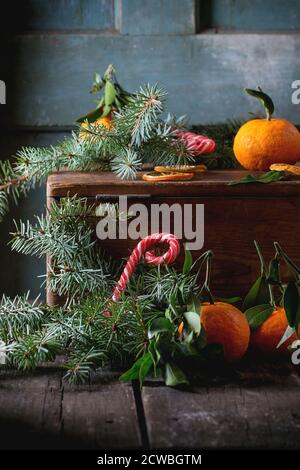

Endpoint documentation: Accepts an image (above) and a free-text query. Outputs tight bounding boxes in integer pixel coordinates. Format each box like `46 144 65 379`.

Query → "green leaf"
165 362 188 387
194 326 207 350
102 104 111 117
90 72 105 94
268 258 280 285
119 352 153 383
229 171 285 186
187 295 201 313
76 105 103 123
183 247 193 274
242 276 270 311
183 331 194 345
284 282 300 329
245 87 275 120
169 292 178 315
104 81 116 106
184 311 201 335
245 304 274 330
176 342 198 356
139 353 154 384
277 325 296 349
274 242 300 276
215 296 241 304
148 318 173 339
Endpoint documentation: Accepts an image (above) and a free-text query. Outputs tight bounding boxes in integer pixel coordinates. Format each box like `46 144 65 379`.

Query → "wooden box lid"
47 170 300 198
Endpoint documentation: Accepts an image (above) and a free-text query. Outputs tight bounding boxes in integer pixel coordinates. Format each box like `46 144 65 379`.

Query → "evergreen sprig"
0 80 226 223
10 196 116 304
0 246 209 384
0 293 45 342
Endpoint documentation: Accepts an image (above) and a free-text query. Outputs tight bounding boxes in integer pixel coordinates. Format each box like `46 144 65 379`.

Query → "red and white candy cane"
112 233 180 303
176 130 216 155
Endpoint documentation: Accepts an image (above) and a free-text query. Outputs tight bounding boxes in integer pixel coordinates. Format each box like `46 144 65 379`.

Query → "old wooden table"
2 170 299 449
1 360 300 450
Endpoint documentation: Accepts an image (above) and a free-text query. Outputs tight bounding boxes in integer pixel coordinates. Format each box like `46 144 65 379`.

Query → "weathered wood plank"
4 33 300 126
200 0 300 32
47 170 300 197
0 368 63 449
0 367 142 449
142 365 300 449
8 0 114 32
61 377 142 449
117 0 197 35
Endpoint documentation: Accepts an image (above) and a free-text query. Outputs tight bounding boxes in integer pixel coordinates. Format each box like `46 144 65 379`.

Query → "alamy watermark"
291 80 300 104
0 80 6 104
95 196 204 250
291 340 300 365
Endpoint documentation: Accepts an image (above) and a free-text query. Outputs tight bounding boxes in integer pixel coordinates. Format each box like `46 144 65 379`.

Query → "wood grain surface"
0 361 299 449
0 367 141 449
46 170 300 303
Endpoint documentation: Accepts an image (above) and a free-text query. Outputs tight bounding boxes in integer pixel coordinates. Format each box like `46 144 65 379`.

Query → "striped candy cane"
103 233 180 316
112 233 180 303
176 130 216 155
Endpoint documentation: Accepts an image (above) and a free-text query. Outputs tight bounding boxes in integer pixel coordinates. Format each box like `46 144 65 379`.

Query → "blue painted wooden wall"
1 0 300 298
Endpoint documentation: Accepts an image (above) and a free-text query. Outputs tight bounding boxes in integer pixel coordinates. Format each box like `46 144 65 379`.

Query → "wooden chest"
46 170 300 305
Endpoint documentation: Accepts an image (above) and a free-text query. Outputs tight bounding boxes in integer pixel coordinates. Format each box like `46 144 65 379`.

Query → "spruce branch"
114 84 166 146
140 124 196 166
63 347 105 384
10 216 94 264
0 160 28 221
9 328 63 371
111 148 142 180
10 196 116 302
0 293 45 342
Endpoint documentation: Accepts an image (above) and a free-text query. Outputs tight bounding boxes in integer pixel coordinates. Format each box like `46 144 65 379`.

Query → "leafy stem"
274 242 300 276
245 86 274 121
199 250 214 304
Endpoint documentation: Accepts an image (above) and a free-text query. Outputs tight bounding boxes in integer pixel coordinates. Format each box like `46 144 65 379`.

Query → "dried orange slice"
142 171 194 182
154 164 207 173
270 163 300 175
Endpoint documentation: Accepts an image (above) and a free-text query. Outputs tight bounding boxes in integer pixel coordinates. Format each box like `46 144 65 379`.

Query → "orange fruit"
251 306 298 355
200 302 250 362
234 118 300 171
80 116 112 140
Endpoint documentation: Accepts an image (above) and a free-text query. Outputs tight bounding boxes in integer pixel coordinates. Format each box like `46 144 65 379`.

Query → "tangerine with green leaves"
233 88 300 170
200 302 250 362
251 306 298 355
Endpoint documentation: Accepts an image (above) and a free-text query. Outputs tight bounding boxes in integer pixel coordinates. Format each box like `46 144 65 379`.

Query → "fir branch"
63 347 105 384
114 84 166 146
140 124 196 166
111 148 142 180
9 329 63 370
10 216 95 264
0 293 45 342
130 263 201 306
0 160 28 221
49 195 96 220
46 261 112 303
10 196 116 301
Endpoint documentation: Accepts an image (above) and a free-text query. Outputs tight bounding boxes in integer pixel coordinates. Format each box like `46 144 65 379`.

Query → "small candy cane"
104 234 180 316
176 130 216 155
112 233 180 302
